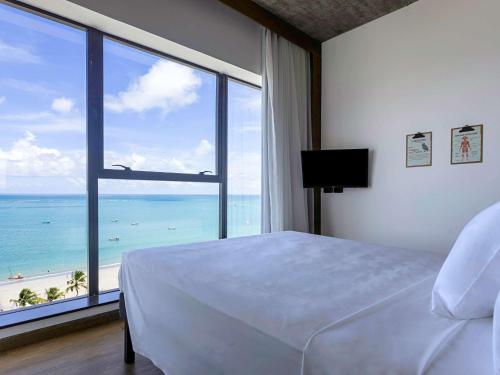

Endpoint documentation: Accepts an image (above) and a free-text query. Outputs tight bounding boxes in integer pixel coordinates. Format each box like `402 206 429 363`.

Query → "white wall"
20 0 261 84
67 0 262 75
321 0 500 253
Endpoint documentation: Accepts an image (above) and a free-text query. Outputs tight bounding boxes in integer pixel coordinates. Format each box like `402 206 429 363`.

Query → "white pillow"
494 291 500 374
432 201 500 319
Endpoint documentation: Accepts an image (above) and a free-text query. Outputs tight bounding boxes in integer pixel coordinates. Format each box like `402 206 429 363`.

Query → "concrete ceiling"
250 0 418 42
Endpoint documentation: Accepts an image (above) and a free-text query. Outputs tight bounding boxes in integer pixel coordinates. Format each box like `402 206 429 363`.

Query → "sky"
0 3 261 195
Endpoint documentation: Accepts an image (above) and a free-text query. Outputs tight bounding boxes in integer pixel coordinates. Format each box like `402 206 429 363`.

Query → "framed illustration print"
451 125 483 165
406 132 432 168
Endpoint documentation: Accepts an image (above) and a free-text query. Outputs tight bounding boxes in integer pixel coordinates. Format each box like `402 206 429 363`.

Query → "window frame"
88 31 228 296
226 77 263 238
100 34 222 178
0 0 262 326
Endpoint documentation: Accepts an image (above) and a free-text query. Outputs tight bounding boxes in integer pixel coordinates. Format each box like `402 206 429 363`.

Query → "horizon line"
0 193 261 196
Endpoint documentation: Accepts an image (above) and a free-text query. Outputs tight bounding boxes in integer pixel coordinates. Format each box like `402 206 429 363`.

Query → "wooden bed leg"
119 292 135 364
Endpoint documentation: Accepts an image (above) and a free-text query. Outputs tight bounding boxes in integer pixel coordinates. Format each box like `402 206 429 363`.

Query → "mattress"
119 231 494 374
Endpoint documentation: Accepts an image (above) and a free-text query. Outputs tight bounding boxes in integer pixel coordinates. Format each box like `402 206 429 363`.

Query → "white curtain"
261 28 312 233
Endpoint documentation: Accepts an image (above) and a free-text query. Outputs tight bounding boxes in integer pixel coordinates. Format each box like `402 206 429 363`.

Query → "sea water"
0 195 260 280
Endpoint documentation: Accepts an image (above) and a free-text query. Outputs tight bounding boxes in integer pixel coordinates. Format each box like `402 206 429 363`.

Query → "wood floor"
0 321 162 375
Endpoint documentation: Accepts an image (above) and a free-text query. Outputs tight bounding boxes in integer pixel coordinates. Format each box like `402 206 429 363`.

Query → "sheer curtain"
261 28 312 233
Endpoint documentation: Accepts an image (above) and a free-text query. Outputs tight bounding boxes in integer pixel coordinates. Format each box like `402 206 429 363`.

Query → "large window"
227 80 262 237
0 3 87 313
0 2 261 317
103 38 217 174
98 180 219 291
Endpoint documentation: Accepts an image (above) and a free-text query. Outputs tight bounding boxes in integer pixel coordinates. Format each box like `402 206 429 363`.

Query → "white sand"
0 264 120 312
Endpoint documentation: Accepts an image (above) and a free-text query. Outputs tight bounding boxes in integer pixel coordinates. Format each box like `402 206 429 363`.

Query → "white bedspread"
119 231 493 374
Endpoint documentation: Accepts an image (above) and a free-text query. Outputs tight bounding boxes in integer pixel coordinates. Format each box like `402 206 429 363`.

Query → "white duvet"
119 231 494 374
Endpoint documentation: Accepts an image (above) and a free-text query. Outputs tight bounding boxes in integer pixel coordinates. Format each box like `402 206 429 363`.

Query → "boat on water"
109 236 120 241
111 219 119 223
131 222 139 226
168 226 176 230
8 273 24 280
42 220 51 224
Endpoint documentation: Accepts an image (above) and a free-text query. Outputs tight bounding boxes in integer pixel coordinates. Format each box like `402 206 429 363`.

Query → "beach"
0 264 120 312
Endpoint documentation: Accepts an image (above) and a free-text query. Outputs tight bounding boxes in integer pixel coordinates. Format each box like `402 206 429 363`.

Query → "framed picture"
406 132 432 168
451 125 483 165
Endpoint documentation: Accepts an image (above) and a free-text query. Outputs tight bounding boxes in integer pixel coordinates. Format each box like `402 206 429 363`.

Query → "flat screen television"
301 149 369 188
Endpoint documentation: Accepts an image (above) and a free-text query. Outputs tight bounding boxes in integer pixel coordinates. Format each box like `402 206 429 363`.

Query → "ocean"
0 195 260 280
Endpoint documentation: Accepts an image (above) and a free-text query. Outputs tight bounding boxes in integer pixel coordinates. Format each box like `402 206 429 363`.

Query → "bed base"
119 292 135 364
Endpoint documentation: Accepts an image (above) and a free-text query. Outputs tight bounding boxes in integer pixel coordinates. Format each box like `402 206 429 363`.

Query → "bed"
119 231 494 374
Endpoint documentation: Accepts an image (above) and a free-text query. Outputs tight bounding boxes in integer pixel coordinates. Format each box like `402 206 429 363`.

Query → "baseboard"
0 308 120 352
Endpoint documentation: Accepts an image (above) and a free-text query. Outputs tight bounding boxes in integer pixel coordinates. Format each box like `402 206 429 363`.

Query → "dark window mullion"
87 28 103 297
217 74 228 239
98 169 221 183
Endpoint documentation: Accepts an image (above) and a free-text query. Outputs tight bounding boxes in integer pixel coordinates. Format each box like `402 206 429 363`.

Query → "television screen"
301 149 369 188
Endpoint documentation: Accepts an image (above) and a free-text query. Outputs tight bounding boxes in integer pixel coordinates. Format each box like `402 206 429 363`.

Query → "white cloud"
0 8 83 45
162 158 191 173
33 116 85 134
51 97 75 114
233 91 261 112
1 112 85 134
105 150 193 174
105 139 216 175
105 151 148 172
0 93 82 133
0 131 80 177
242 95 261 111
1 78 56 95
0 39 40 64
235 122 261 133
228 151 261 195
0 96 5 105
195 139 214 158
104 59 201 114
129 153 146 170
67 176 86 187
0 111 51 121
0 132 260 194
0 158 6 188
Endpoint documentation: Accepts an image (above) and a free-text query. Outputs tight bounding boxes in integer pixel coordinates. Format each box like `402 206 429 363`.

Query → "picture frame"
406 132 432 168
451 125 483 165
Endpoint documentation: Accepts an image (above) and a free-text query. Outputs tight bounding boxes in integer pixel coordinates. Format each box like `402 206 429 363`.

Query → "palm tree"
10 288 44 307
45 287 65 302
66 270 87 296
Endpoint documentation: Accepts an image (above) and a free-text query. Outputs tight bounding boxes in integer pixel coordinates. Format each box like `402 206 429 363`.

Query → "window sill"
0 290 119 329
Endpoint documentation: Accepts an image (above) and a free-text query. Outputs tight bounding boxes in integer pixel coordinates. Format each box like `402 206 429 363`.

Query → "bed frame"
119 292 135 364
